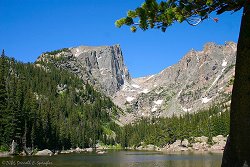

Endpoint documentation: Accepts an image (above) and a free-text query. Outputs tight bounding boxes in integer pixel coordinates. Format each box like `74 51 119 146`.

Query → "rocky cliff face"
36 44 131 96
113 42 236 124
36 42 236 125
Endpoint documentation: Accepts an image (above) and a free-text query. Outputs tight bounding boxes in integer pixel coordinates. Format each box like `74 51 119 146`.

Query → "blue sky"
0 0 242 78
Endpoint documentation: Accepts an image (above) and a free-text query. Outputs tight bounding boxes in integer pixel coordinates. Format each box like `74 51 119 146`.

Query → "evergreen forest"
0 51 230 153
0 51 122 152
121 106 229 148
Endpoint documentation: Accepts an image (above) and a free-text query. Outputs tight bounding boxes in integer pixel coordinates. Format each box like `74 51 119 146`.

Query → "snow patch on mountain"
202 97 212 104
126 97 135 102
181 106 193 112
141 89 149 94
154 100 163 105
222 60 227 67
146 75 155 81
132 84 140 88
151 106 158 112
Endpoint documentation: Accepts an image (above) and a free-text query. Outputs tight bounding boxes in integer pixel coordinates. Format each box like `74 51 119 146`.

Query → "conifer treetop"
115 0 245 32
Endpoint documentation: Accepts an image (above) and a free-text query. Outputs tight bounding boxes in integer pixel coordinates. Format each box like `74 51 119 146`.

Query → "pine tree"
0 50 8 146
15 77 25 151
3 58 18 146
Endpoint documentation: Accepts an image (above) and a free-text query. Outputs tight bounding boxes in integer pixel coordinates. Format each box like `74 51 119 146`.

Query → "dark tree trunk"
222 1 250 166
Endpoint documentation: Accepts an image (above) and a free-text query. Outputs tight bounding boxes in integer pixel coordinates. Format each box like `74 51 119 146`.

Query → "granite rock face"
36 45 131 96
114 42 236 124
36 42 236 125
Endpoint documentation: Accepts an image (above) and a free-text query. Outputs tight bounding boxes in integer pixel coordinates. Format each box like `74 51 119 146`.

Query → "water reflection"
0 151 222 167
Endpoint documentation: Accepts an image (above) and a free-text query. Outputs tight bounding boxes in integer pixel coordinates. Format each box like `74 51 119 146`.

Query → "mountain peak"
112 42 236 124
36 42 236 124
36 44 130 96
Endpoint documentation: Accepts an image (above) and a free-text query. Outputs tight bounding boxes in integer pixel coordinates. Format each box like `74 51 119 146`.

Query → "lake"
0 150 222 167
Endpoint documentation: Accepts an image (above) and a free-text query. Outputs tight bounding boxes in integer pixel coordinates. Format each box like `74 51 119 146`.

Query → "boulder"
75 147 84 153
194 136 208 143
192 142 209 151
19 151 27 156
96 146 106 150
212 135 226 143
180 147 189 151
0 152 10 157
181 139 189 147
35 149 53 156
155 147 162 151
146 144 155 151
136 146 143 150
172 140 182 146
210 140 226 151
86 148 93 152
163 140 189 152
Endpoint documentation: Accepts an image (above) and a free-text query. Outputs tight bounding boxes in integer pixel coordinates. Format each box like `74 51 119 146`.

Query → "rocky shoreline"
0 135 226 157
0 146 116 157
132 135 226 154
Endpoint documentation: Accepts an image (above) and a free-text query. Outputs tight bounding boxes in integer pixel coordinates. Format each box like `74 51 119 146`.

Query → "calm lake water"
0 150 222 167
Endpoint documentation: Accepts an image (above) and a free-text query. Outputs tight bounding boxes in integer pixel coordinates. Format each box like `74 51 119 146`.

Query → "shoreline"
0 148 223 158
0 135 226 157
